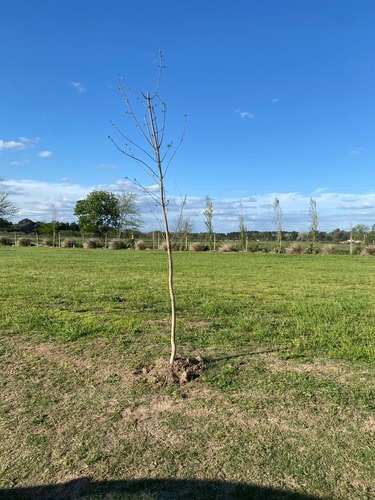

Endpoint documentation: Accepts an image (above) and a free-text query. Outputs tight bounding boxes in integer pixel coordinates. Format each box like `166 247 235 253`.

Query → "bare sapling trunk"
146 91 176 364
110 51 185 365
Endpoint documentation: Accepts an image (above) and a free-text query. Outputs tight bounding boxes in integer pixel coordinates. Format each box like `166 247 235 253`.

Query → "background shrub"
321 244 337 255
17 237 32 247
159 242 179 251
135 240 147 250
361 245 375 256
83 239 102 249
285 242 304 254
0 236 12 246
219 244 238 253
189 242 208 252
247 242 260 253
61 238 78 248
40 238 53 247
109 239 126 250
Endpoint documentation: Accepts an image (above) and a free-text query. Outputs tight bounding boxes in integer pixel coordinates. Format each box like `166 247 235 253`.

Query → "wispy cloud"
19 137 40 148
350 150 361 155
272 98 279 103
70 81 86 94
235 109 255 119
340 202 373 210
58 178 78 183
38 151 52 158
6 160 30 166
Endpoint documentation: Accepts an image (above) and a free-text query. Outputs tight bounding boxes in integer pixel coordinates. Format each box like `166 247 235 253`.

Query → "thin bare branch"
154 48 164 97
108 136 158 182
159 101 167 148
164 114 187 177
118 80 152 145
111 121 157 167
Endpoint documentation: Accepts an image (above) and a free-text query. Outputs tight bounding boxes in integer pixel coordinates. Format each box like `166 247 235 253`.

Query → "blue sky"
1 0 375 232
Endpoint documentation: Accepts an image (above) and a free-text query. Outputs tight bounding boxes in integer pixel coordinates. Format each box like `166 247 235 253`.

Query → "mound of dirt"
142 355 204 386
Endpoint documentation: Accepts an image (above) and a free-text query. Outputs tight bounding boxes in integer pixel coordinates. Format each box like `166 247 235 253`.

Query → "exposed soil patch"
141 355 205 386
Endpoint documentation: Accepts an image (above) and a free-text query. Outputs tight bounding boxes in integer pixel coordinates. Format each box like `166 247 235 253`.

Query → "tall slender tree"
203 196 213 250
238 203 247 252
109 49 186 365
309 198 318 254
273 197 282 253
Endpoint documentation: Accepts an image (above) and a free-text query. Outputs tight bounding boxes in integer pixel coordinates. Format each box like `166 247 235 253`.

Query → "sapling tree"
173 203 194 250
309 198 318 254
238 203 247 252
203 196 213 250
352 223 369 244
116 192 143 238
273 197 282 253
109 49 186 365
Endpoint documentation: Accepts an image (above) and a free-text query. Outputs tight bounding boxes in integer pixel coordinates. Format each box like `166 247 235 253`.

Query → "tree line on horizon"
1 189 374 244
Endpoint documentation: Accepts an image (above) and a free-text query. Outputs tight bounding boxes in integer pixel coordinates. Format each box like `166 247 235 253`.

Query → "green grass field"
1 247 375 499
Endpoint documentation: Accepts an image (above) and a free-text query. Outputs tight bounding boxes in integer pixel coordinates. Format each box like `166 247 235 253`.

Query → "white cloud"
0 137 40 152
272 98 279 103
70 81 86 94
0 140 27 151
235 109 255 119
350 150 360 155
38 151 52 158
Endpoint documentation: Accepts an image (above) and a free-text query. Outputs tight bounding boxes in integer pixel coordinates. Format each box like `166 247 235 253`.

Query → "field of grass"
1 247 375 499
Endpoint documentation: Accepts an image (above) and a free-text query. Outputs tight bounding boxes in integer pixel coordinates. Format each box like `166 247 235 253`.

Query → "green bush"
247 242 260 253
40 238 53 247
83 239 102 249
0 236 12 246
135 240 147 250
17 237 32 247
61 238 78 248
109 239 126 250
361 245 375 256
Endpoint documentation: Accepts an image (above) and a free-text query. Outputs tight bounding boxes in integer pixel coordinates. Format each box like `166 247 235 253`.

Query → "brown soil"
141 354 205 386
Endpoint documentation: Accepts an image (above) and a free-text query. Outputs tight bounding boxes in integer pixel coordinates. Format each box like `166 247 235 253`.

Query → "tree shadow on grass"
0 477 329 499
208 347 287 363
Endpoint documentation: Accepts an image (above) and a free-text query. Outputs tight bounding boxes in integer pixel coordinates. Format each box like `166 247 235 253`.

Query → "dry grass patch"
285 242 304 254
218 243 238 253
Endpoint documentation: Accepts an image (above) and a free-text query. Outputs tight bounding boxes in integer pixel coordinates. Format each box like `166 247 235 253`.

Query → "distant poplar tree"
309 198 318 254
239 203 247 252
203 196 213 250
273 197 282 253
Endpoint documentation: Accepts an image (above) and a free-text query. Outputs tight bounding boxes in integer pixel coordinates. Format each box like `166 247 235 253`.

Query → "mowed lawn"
1 247 375 499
